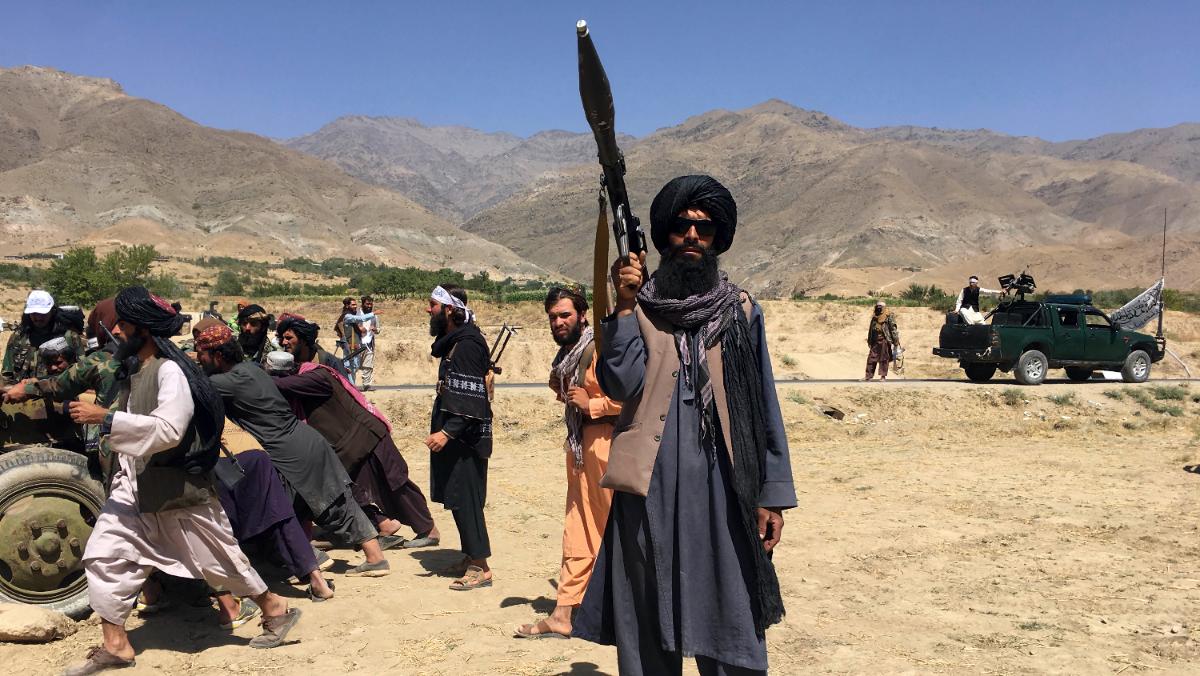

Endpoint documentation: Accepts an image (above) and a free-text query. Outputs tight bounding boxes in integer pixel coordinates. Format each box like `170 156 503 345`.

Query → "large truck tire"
0 447 104 619
1014 350 1048 386
1121 350 1151 384
964 364 997 383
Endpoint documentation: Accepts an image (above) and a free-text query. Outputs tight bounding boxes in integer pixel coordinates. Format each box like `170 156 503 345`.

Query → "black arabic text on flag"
1109 278 1164 330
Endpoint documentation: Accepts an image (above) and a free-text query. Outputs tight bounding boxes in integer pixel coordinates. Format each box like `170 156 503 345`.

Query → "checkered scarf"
550 325 594 470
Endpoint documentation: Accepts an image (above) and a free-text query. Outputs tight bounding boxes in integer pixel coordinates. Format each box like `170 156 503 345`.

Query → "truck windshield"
1085 311 1111 329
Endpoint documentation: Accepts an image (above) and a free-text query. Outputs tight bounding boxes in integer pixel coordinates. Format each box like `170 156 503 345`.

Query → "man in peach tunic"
515 285 620 639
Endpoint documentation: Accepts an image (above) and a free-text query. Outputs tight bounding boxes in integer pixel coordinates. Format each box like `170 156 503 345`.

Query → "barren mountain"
285 116 633 221
872 122 1200 184
460 100 1200 294
0 66 543 277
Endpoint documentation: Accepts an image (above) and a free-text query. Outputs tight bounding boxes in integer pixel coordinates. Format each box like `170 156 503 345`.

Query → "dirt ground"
5 300 1200 674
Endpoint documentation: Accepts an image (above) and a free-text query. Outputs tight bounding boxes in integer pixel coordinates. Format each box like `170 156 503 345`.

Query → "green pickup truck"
933 294 1165 385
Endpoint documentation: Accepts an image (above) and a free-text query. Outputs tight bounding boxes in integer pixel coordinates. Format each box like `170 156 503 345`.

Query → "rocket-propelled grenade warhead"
577 20 622 170
577 19 645 258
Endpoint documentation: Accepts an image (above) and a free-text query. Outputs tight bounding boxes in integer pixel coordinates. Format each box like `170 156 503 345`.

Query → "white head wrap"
431 286 474 323
265 350 295 375
39 336 71 355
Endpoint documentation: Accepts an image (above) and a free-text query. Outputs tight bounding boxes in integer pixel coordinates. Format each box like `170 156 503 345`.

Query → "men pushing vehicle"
934 272 1165 385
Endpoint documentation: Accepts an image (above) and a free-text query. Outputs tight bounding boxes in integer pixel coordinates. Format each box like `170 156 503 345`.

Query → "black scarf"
114 286 225 474
637 273 785 633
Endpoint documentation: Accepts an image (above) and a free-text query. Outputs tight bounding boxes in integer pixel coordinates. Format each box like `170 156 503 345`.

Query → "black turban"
115 286 189 337
649 175 738 255
277 314 318 346
237 303 268 323
114 286 224 474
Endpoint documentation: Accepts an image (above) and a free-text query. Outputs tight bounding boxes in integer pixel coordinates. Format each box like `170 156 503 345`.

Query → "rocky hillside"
0 66 543 277
457 100 1200 294
285 116 634 221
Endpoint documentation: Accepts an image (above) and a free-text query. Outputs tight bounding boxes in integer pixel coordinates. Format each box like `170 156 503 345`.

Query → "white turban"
431 286 474 323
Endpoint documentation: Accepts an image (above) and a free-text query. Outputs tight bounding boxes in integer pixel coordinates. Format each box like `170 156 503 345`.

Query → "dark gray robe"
573 304 796 672
209 361 351 515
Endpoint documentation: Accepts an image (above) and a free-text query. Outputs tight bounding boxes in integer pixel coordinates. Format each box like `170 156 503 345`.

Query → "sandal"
400 533 440 549
219 597 261 630
448 565 492 591
514 619 570 640
249 607 303 649
135 591 171 616
61 646 135 676
307 579 335 603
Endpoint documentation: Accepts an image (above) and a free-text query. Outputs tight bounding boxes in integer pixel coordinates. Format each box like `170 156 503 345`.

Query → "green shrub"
1148 385 1188 401
1001 388 1024 407
1048 392 1076 406
213 270 247 296
1103 389 1124 400
786 391 810 405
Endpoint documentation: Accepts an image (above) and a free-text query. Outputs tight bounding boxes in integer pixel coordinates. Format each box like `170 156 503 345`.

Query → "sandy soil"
5 300 1200 674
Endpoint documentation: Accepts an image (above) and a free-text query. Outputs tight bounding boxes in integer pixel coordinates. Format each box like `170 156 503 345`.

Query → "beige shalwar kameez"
83 359 266 624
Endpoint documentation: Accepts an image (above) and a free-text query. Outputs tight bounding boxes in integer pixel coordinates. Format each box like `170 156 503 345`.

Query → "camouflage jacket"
867 312 901 346
23 350 121 475
3 328 87 384
24 350 121 406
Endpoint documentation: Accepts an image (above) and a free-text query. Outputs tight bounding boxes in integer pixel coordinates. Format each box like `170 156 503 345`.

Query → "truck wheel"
1014 350 1048 386
1065 367 1094 382
0 447 105 619
963 364 997 382
1121 350 1151 383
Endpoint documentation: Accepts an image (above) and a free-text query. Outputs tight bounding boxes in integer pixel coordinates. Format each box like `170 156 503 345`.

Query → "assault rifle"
487 323 519 375
577 19 645 260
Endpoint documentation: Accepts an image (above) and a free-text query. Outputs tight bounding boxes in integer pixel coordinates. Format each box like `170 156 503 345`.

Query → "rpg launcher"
577 19 645 260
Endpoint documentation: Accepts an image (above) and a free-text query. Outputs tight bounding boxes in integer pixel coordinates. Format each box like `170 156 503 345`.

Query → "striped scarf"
637 272 739 447
550 325 594 469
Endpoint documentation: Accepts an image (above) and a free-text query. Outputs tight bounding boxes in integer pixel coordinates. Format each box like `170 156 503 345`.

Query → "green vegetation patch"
1001 388 1024 407
1126 388 1185 417
1147 384 1189 401
1048 392 1076 406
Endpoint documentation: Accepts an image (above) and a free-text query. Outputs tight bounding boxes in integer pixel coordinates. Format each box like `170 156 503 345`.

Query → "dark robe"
209 361 350 516
429 323 493 508
573 304 796 673
274 367 434 534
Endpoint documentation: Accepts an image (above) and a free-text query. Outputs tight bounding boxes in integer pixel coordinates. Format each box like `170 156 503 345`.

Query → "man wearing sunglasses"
574 175 796 676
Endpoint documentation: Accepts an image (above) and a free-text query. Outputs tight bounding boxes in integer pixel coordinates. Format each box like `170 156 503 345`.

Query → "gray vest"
600 295 752 497
122 356 216 513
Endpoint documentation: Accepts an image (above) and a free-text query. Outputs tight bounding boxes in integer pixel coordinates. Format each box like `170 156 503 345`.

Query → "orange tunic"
556 357 620 606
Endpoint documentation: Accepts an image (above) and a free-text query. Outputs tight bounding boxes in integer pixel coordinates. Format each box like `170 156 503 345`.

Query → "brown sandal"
448 565 492 591
61 646 135 675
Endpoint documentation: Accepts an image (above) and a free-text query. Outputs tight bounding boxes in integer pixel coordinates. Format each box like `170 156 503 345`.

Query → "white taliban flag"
1109 278 1164 330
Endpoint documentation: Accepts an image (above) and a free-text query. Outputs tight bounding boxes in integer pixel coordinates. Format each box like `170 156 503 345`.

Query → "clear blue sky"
1 1 1196 141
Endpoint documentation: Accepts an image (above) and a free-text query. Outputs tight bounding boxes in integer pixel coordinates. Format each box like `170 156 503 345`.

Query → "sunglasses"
671 217 719 238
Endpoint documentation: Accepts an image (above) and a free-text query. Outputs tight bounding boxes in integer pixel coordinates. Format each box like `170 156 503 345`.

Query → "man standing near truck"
864 300 901 381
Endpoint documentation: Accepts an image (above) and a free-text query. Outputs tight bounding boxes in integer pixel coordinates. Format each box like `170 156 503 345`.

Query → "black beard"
654 240 720 300
429 311 448 338
552 321 584 347
238 328 266 355
115 332 147 376
201 358 221 376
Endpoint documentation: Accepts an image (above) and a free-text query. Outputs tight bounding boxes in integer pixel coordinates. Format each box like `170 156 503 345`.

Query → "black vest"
961 286 981 311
